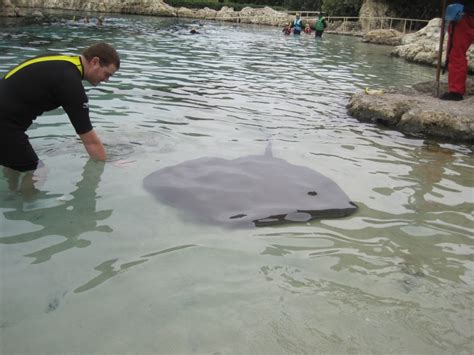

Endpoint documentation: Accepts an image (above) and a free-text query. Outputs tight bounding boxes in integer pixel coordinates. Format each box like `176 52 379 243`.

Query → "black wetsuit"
0 55 92 171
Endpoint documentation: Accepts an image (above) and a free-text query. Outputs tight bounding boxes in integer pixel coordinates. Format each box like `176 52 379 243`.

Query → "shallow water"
0 14 473 355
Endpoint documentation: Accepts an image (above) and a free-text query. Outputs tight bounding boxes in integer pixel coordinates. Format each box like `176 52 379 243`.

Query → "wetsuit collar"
4 55 84 80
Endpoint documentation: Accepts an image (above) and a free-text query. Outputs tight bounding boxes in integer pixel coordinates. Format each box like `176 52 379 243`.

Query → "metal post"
436 0 447 97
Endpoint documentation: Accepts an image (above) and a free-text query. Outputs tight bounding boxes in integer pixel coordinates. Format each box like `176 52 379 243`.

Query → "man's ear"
90 56 101 66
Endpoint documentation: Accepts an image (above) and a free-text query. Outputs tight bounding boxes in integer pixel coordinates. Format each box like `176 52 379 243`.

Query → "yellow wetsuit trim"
4 55 83 79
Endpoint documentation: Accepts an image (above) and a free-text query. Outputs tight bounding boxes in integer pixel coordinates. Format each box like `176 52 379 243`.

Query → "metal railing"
287 12 429 33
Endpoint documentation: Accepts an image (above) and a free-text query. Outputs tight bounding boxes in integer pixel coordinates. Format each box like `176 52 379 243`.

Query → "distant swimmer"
190 27 199 34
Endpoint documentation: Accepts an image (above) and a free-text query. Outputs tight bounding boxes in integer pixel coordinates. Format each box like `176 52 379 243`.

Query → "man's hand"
79 129 107 161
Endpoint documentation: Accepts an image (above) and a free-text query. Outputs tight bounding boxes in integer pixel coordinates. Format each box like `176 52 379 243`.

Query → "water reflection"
74 244 196 293
0 160 113 264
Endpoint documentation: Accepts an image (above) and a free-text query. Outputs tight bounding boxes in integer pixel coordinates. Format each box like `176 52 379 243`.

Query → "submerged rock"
362 29 403 45
347 80 474 142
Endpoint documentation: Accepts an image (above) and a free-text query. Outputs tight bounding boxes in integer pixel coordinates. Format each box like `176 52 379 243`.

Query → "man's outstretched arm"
79 129 107 161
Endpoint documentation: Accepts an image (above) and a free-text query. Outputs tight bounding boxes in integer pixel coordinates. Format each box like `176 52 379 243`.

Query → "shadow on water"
0 160 113 264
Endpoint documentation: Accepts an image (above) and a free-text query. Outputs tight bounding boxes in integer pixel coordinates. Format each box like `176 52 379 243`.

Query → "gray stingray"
143 145 357 227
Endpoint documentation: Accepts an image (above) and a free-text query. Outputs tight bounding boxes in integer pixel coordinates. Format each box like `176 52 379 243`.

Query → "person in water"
440 1 474 101
0 42 120 172
190 27 199 34
291 13 303 35
304 23 312 34
282 22 292 35
314 12 328 38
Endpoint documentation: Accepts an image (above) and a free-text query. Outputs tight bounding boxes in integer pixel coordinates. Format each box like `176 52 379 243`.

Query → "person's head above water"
81 42 120 86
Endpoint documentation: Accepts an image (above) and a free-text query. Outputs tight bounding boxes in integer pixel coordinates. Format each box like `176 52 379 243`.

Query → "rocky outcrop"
358 0 396 32
392 18 474 72
362 29 403 45
2 0 292 25
1 0 23 16
3 0 177 15
238 6 289 26
347 81 474 142
175 5 289 26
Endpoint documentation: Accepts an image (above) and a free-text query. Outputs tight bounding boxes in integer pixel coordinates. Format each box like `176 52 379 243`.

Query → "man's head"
82 42 120 86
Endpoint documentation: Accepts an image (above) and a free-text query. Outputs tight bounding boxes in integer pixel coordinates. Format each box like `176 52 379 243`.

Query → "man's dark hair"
82 42 120 70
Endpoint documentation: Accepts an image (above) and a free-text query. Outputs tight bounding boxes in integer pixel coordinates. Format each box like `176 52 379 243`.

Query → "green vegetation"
321 0 362 16
390 0 439 20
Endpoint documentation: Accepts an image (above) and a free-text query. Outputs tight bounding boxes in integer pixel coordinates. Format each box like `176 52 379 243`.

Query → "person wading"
0 42 120 172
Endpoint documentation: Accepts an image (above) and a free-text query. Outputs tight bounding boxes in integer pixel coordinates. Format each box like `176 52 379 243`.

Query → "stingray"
143 145 357 227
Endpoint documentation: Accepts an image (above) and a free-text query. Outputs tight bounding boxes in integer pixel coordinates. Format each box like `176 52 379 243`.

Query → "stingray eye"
307 191 318 196
229 213 247 219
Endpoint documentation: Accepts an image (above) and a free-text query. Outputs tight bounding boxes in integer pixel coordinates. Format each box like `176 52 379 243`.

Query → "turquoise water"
1 14 473 354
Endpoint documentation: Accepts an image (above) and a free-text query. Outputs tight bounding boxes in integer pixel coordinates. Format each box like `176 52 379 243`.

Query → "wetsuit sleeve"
55 68 93 135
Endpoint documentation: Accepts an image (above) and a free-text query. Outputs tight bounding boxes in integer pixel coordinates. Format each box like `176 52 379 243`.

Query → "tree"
321 0 362 16
390 0 440 19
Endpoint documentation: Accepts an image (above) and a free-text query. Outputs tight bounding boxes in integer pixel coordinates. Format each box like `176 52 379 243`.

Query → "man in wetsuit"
0 42 120 172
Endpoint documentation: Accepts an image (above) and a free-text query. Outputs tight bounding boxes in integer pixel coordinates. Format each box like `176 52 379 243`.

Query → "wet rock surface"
362 29 403 45
347 80 474 142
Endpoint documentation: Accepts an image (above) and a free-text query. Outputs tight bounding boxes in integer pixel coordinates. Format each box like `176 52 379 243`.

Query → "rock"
359 0 397 32
176 6 195 18
6 0 177 16
347 81 474 142
392 18 474 72
31 10 43 17
362 29 403 45
239 6 289 26
194 7 217 20
0 0 23 16
216 6 238 22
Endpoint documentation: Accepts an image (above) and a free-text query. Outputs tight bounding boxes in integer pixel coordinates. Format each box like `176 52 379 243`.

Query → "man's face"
86 57 117 86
